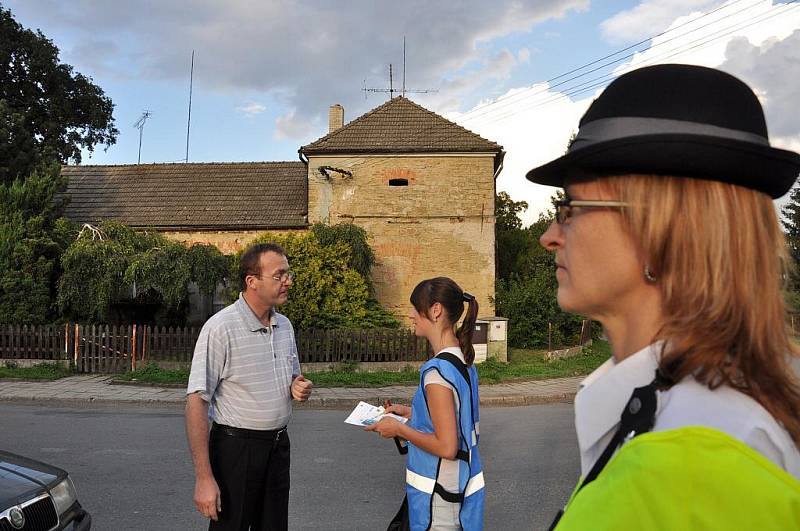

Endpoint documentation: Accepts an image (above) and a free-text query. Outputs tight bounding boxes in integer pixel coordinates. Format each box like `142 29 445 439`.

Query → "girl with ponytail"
366 277 485 530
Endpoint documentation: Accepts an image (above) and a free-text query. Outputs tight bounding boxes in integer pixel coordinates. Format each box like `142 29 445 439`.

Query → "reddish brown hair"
606 174 800 444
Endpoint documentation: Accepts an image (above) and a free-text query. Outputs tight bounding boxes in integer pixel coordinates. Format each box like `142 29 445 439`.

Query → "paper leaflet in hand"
344 401 408 426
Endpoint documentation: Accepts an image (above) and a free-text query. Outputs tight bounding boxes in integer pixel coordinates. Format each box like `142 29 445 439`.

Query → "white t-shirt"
423 347 466 492
574 342 800 480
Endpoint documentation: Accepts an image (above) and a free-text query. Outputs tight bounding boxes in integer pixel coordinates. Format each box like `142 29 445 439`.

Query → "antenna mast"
133 110 152 164
363 39 437 101
402 37 406 96
185 50 194 163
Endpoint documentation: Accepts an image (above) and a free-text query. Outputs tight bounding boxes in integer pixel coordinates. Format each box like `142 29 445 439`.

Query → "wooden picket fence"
0 323 428 373
296 328 429 363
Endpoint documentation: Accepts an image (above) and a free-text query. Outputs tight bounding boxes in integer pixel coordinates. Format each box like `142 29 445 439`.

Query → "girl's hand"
364 417 403 438
384 402 412 419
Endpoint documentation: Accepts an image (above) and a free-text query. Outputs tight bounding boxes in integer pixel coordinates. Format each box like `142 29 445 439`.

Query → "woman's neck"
429 329 459 355
601 289 664 362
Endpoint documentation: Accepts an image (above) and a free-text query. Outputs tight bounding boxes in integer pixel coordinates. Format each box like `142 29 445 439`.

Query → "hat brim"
525 134 800 199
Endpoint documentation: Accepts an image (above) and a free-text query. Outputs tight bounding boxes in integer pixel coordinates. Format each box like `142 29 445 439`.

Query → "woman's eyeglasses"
554 199 631 224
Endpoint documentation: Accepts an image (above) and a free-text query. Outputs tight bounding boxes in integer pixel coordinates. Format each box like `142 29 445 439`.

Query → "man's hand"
291 375 313 401
194 475 222 521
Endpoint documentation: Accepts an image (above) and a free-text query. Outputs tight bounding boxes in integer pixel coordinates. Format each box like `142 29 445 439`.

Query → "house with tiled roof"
63 96 504 320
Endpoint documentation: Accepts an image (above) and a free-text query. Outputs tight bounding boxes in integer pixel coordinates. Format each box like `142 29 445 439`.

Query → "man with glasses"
186 242 313 531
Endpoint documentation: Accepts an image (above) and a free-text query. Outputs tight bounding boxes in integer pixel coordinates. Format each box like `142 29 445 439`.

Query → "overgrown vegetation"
494 191 586 349
0 165 76 323
57 221 229 324
231 227 399 330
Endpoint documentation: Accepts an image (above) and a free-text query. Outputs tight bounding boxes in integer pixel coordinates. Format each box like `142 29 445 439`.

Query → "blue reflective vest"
406 354 485 531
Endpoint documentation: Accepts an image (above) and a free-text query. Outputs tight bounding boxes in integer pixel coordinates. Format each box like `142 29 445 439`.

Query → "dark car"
0 451 90 530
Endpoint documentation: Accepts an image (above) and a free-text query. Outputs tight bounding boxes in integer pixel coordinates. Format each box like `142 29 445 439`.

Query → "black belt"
211 422 287 440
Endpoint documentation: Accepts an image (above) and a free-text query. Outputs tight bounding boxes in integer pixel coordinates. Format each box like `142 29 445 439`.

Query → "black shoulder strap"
435 352 472 392
392 353 474 458
547 369 671 531
434 352 475 463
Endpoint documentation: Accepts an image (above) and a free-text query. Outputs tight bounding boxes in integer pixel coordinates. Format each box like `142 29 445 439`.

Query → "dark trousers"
208 424 290 531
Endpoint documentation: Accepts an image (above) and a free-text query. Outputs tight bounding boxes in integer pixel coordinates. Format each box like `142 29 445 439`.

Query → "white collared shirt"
574 342 800 480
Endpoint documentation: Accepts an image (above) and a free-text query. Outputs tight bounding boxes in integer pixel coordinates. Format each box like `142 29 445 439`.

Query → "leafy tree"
0 5 118 183
57 222 229 323
495 191 528 232
0 165 76 323
782 186 800 276
496 192 532 281
311 223 376 289
494 197 586 349
232 231 399 330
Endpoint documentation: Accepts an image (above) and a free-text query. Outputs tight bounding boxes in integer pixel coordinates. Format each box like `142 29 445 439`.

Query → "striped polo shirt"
187 293 301 430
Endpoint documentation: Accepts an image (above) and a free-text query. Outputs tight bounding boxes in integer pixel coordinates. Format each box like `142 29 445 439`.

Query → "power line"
460 0 773 123
465 0 798 126
490 0 800 123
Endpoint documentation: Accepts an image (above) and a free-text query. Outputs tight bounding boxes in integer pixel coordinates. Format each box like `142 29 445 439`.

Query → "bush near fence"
0 323 430 374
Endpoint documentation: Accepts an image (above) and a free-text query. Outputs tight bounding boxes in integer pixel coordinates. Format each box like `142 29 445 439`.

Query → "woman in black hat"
529 64 800 530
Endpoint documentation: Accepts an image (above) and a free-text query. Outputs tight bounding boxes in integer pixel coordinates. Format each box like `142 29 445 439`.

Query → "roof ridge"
61 161 303 169
300 96 503 154
300 97 399 148
400 98 502 148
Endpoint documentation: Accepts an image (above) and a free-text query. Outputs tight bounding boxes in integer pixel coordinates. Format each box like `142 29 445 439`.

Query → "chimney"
329 104 344 133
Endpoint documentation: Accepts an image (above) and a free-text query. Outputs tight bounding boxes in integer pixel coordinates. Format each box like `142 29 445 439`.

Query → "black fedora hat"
525 64 800 198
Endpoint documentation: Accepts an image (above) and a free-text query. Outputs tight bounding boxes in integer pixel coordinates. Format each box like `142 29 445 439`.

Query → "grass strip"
0 362 74 380
100 341 612 387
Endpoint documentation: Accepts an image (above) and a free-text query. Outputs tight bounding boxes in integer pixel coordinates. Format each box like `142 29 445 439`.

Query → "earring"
644 265 657 283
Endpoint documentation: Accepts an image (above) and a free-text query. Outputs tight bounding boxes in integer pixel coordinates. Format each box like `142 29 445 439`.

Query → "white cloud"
601 0 718 45
610 0 800 72
235 102 267 116
451 85 592 226
274 110 314 140
719 30 800 138
7 0 588 140
455 0 800 224
518 47 531 63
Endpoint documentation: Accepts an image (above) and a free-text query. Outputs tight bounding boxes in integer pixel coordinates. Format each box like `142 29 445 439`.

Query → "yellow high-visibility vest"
556 426 800 530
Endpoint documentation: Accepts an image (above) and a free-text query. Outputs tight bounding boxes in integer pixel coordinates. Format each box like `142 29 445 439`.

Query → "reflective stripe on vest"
407 469 485 498
406 357 485 530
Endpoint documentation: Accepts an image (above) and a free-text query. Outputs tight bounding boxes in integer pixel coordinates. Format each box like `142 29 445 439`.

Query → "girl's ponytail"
457 292 479 366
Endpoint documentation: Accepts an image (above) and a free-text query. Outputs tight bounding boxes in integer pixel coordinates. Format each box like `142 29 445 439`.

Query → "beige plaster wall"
307 154 496 322
162 229 306 254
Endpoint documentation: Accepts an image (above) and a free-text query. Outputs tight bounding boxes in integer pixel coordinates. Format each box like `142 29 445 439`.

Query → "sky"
6 0 800 226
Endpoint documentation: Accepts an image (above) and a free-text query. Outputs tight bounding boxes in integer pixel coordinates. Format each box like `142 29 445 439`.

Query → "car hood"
0 451 64 508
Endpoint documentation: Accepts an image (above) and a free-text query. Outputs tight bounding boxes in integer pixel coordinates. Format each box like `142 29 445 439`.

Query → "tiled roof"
301 97 504 155
61 162 308 230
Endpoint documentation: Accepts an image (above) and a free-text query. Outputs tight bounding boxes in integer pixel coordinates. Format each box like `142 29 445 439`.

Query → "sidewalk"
0 374 582 408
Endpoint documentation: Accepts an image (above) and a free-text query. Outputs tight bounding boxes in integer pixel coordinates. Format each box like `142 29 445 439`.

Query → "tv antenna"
185 50 194 163
363 37 438 101
133 110 152 164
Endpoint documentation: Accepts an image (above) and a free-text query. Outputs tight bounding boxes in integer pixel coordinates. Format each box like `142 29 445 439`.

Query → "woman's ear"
430 302 442 323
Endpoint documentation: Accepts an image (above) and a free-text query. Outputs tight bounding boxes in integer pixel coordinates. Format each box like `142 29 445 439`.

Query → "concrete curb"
0 375 582 409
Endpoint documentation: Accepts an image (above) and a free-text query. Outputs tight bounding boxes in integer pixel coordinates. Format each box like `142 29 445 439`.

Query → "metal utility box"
476 317 508 362
472 321 489 363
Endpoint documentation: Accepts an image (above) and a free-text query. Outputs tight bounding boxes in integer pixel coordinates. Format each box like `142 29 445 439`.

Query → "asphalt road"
0 402 579 530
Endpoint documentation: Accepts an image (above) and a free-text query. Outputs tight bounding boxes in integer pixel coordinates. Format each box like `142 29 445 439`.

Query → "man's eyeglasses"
554 199 631 224
252 271 295 283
